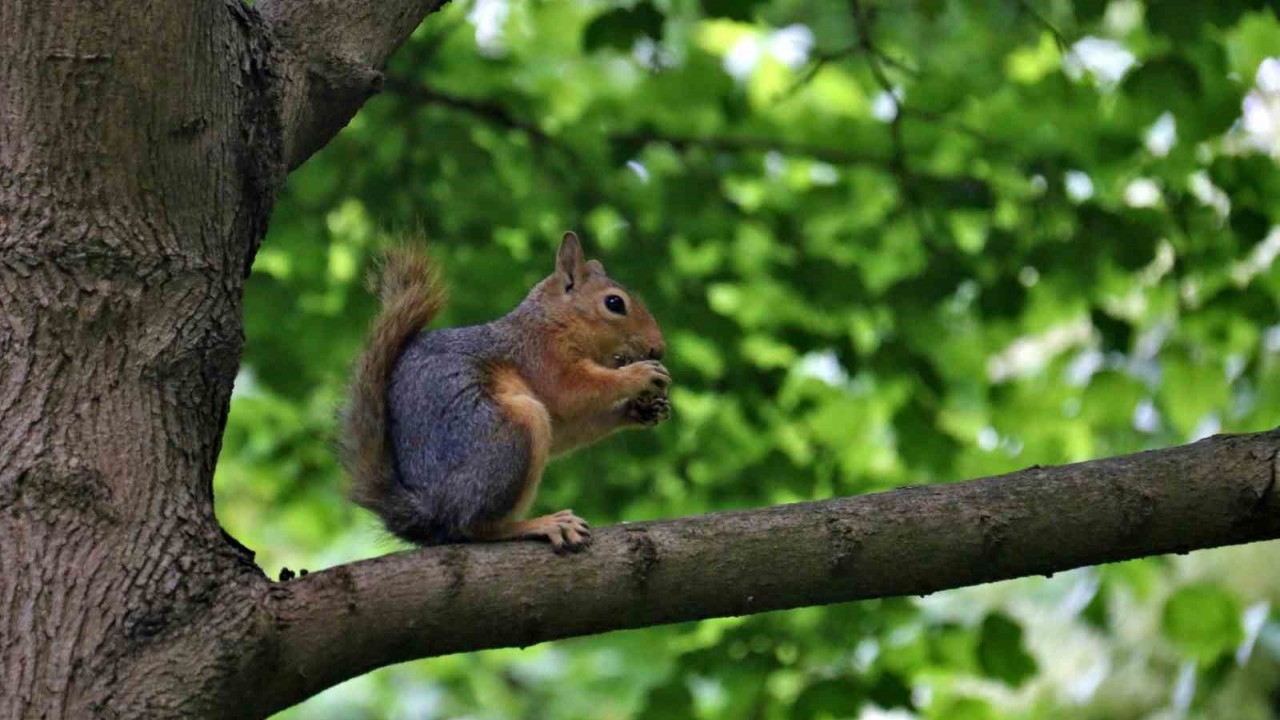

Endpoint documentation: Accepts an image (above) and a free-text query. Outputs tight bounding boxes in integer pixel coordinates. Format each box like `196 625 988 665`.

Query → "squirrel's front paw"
625 394 671 426
621 359 670 397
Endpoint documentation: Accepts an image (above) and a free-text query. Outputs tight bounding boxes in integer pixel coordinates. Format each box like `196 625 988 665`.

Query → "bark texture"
0 0 442 717
0 1 278 717
0 0 1276 718
258 0 448 168
253 429 1280 718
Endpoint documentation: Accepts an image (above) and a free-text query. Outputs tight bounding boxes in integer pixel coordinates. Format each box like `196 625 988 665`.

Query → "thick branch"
239 429 1280 717
257 0 449 168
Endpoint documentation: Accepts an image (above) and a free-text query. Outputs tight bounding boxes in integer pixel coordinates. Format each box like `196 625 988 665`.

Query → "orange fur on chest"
489 365 553 520
549 409 620 456
535 363 627 454
531 344 625 420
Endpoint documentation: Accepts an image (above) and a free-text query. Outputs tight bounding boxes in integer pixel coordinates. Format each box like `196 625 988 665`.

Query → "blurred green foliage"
215 0 1280 717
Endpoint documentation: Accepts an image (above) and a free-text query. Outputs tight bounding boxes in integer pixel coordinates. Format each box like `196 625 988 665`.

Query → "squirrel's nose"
648 346 664 361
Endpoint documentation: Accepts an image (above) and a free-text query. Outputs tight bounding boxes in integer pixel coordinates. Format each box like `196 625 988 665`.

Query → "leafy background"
214 0 1280 717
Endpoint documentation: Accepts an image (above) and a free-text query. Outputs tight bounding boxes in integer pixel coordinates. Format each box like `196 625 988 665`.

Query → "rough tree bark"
0 1 1276 719
0 0 440 716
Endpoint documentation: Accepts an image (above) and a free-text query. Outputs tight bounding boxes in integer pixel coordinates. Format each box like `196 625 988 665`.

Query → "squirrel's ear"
556 231 586 292
586 259 605 276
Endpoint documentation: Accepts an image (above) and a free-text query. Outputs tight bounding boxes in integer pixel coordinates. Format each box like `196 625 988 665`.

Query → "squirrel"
341 232 670 552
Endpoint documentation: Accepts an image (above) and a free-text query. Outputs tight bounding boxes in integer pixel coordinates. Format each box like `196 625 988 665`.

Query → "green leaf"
1081 585 1110 631
583 2 663 52
636 678 694 720
792 678 865 720
867 671 913 710
700 0 767 22
1226 10 1280 80
1162 583 1244 665
976 613 1038 687
1121 55 1201 123
927 696 998 720
1158 351 1230 437
1147 0 1264 41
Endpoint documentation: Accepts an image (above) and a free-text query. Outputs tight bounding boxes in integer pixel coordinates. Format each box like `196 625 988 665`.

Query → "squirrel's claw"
625 394 671 426
644 361 671 392
542 509 591 553
621 359 670 396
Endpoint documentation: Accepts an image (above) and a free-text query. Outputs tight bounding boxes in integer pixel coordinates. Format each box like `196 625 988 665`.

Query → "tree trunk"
0 0 452 713
0 1 1276 718
0 0 281 716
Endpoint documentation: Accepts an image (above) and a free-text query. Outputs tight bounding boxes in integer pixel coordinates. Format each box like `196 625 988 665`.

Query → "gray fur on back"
384 323 531 543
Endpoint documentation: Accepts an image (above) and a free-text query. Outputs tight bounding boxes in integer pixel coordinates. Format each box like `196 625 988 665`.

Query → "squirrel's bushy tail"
342 247 446 524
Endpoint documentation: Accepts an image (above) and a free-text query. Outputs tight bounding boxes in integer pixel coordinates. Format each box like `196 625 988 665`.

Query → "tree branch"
241 429 1280 717
610 129 892 167
256 0 451 169
382 77 1004 199
386 78 552 143
379 78 999 202
382 77 908 170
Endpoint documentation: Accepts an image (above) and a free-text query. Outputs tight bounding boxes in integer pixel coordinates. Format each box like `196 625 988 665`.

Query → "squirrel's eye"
604 294 627 316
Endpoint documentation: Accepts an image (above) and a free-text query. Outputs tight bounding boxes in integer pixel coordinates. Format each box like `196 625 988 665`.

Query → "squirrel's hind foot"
475 510 592 553
535 510 592 553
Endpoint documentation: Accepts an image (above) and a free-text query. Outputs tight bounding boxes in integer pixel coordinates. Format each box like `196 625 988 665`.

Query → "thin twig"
774 46 860 101
610 130 892 167
775 42 916 102
848 0 934 244
385 78 551 143
898 106 1000 146
1017 0 1070 54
